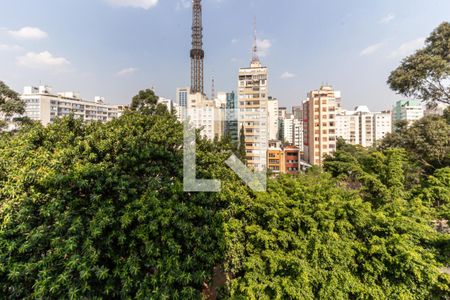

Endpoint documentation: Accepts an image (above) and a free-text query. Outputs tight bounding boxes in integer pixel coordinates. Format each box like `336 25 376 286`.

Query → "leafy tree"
223 172 450 299
130 89 169 116
380 114 450 173
0 81 26 129
0 112 249 299
388 22 450 105
1 96 449 299
238 124 246 161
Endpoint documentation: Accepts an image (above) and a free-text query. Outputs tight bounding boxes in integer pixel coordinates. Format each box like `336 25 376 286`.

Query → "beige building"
181 92 224 141
238 56 269 171
303 86 339 166
20 86 125 126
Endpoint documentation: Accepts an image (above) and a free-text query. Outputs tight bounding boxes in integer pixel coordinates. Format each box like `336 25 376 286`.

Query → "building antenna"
211 76 216 100
252 17 259 63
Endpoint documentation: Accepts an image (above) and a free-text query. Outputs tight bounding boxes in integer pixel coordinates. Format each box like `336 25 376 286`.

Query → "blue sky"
0 0 449 111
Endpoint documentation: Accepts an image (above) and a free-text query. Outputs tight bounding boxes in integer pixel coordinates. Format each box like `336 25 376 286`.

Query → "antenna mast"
251 17 259 63
190 0 205 94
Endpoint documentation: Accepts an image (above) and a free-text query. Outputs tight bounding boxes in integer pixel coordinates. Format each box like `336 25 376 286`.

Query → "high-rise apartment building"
336 106 392 147
268 97 279 140
238 37 269 170
280 114 303 150
19 86 125 126
225 91 239 144
373 110 392 143
292 106 303 120
278 107 287 120
303 85 339 166
392 100 424 128
182 92 223 140
176 87 189 108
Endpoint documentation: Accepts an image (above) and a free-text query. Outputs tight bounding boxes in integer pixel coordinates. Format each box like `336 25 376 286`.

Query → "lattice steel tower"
190 0 204 94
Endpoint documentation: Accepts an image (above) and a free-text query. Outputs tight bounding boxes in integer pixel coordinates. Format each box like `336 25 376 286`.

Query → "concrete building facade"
303 86 339 166
393 100 424 128
238 58 269 171
20 86 125 126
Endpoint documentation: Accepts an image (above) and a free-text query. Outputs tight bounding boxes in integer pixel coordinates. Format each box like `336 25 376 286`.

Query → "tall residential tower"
238 22 269 171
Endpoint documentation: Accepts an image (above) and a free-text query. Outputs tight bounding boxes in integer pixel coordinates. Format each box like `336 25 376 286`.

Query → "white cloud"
0 44 23 51
256 39 272 57
116 67 138 77
231 38 239 44
106 0 158 9
380 13 395 24
8 27 48 40
17 51 70 70
389 37 425 58
281 72 296 79
176 0 190 10
359 42 385 56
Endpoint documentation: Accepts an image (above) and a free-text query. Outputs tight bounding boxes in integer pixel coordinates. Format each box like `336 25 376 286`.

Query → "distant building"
158 97 174 113
267 140 284 176
176 87 189 108
393 100 424 128
284 145 300 175
292 106 303 120
336 106 392 147
373 110 392 143
182 92 223 141
19 86 125 126
267 141 301 176
268 97 279 141
280 114 293 144
278 107 287 120
238 53 269 171
303 85 339 166
425 102 449 117
225 91 239 144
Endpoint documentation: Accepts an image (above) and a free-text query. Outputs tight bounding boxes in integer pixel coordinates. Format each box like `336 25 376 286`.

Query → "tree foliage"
0 81 26 129
0 111 245 299
380 113 450 174
130 89 169 116
388 22 450 105
223 171 449 299
0 91 449 298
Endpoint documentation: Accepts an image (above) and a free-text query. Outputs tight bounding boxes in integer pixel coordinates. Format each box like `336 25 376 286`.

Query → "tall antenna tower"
251 17 259 63
190 0 205 94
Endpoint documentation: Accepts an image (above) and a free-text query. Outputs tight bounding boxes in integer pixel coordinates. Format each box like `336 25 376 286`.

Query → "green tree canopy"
0 104 449 299
0 112 249 299
0 81 26 130
223 171 449 299
380 114 450 173
388 22 450 105
130 89 169 116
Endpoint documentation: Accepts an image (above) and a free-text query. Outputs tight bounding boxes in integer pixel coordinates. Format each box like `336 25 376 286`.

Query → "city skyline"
0 0 449 111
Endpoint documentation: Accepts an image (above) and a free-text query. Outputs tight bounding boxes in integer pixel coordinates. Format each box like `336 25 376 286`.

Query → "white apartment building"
393 100 424 128
336 106 392 147
20 86 125 126
373 111 392 143
280 113 304 150
181 92 223 141
268 97 279 141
